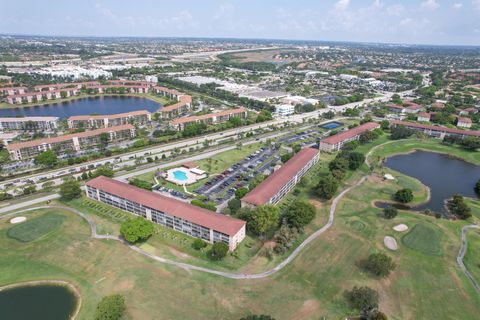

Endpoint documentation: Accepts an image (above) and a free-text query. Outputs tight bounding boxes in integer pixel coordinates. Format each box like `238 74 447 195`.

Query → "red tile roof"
242 147 319 206
6 124 134 150
171 108 246 125
86 176 245 236
457 117 472 124
321 122 380 145
391 120 480 136
68 110 150 121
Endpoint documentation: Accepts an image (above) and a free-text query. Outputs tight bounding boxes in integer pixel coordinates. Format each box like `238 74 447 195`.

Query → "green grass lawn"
7 213 66 243
0 137 479 319
463 230 480 286
401 223 443 256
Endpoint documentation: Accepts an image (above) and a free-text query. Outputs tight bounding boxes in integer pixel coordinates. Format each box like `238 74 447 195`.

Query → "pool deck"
165 167 206 185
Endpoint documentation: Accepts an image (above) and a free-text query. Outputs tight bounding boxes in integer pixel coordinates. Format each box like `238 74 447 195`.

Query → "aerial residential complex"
241 147 320 208
2 81 193 121
67 110 151 129
86 176 246 250
0 116 59 131
319 122 380 152
7 124 135 160
170 107 247 130
390 120 480 139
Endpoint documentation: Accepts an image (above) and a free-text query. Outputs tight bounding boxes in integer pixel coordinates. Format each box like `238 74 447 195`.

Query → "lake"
0 283 78 320
0 96 161 119
384 150 480 214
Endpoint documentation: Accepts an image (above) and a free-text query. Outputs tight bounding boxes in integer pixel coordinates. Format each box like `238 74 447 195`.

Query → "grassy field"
0 137 479 319
463 230 480 286
7 213 66 243
401 223 443 256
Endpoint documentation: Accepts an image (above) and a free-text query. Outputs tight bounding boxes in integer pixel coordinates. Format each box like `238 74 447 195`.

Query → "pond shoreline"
0 279 82 319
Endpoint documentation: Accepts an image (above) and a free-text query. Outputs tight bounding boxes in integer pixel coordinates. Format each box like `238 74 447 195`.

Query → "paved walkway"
457 224 480 293
4 176 368 280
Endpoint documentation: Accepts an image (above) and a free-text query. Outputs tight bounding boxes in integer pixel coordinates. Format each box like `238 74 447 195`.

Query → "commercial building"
86 176 246 250
0 116 59 131
390 120 480 139
68 110 151 129
241 147 320 207
319 122 380 152
7 124 135 161
170 107 247 131
275 104 295 116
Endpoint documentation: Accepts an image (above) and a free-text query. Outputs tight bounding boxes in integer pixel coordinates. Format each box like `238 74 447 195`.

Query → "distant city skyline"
1 0 480 46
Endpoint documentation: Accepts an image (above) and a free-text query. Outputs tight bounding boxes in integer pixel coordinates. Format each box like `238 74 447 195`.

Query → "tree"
284 201 316 229
93 165 114 178
323 110 335 119
22 185 36 195
395 188 413 203
363 252 396 277
192 238 207 250
59 180 82 201
94 294 126 320
380 120 390 131
447 194 472 219
359 131 378 144
242 205 280 236
235 187 249 199
35 150 58 167
120 217 154 244
347 152 365 170
345 286 379 313
316 175 339 200
460 136 480 151
128 178 153 191
255 110 273 123
273 224 298 254
383 206 398 219
390 126 414 140
227 198 241 214
228 116 242 127
249 174 266 190
475 179 480 197
208 242 229 260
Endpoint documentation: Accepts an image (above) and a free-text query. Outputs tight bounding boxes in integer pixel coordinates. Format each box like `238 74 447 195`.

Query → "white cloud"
421 0 439 10
386 4 405 16
334 0 350 12
473 0 480 10
452 3 463 9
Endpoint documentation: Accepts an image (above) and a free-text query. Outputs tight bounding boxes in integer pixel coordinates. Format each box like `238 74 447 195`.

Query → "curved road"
457 224 480 293
7 177 368 280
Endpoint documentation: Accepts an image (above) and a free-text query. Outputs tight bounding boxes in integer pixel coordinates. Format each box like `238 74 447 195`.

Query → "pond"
0 96 161 119
0 283 78 320
320 121 343 129
384 150 480 214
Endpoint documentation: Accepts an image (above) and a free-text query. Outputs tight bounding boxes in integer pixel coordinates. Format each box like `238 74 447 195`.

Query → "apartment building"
0 116 59 131
241 147 320 208
68 110 151 129
86 176 246 251
319 122 380 152
7 124 135 161
390 120 480 139
170 107 247 131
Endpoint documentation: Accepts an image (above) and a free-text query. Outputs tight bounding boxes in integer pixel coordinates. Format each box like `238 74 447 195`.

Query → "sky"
1 0 480 46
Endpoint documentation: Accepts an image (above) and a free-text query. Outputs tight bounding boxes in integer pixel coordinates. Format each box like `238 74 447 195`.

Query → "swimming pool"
320 121 343 129
173 170 188 181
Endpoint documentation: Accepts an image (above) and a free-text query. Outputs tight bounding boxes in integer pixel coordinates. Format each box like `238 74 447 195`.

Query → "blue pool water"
173 170 188 181
0 96 161 119
320 121 343 129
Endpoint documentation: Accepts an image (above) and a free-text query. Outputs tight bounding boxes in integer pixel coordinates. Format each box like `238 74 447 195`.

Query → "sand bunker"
10 216 27 224
384 236 398 251
393 224 409 232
